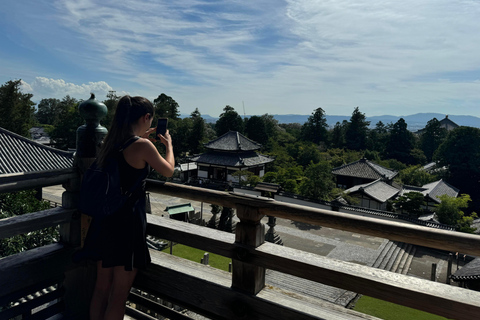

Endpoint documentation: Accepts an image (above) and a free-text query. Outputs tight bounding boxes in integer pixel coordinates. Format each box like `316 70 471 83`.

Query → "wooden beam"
145 215 480 320
145 180 480 256
254 242 480 320
135 250 380 320
0 243 75 299
0 207 75 240
0 168 77 194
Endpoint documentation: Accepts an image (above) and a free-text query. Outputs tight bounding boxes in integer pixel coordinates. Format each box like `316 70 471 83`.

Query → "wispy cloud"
2 0 480 116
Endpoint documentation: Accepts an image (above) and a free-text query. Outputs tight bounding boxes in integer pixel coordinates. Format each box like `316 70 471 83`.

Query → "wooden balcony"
1 170 480 319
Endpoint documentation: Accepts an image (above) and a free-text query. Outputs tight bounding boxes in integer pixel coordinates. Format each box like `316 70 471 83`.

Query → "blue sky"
1 0 480 117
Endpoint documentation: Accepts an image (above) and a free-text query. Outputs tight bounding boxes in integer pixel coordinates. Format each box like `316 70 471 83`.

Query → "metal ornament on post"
76 93 108 246
63 93 109 319
76 93 108 158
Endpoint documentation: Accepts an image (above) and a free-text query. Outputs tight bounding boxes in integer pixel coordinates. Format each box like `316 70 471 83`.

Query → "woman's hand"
157 129 172 147
142 127 157 140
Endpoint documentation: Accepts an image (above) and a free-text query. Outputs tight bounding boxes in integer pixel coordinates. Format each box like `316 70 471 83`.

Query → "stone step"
401 245 417 275
390 243 409 273
395 244 412 274
371 240 394 269
385 242 403 271
378 241 398 270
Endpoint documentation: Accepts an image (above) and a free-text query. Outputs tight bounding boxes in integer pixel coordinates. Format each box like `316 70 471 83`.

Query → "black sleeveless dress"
74 151 151 271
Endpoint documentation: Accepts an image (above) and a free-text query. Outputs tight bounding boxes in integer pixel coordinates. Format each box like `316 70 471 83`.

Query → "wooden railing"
1 173 480 319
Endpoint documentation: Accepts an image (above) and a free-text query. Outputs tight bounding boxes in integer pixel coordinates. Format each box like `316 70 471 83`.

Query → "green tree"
102 90 120 129
0 80 36 136
261 114 279 150
345 107 370 151
300 107 329 146
398 165 436 186
393 192 426 217
435 194 477 233
36 98 61 125
188 108 206 154
386 118 415 164
419 118 448 162
244 115 268 145
0 190 56 257
215 105 243 136
298 161 335 200
434 127 480 211
153 93 180 120
330 120 347 149
49 96 83 150
366 121 389 154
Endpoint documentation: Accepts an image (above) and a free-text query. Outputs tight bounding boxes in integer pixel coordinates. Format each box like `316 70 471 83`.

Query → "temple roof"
400 179 459 204
332 158 398 180
204 131 262 151
191 150 273 167
345 179 400 203
0 127 74 175
452 258 480 281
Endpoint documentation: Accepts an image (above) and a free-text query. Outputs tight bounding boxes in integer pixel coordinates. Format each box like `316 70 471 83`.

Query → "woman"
79 95 174 320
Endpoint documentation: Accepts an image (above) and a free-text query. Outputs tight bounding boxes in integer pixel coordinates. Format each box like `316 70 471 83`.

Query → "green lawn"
162 245 449 320
354 296 449 320
162 243 232 272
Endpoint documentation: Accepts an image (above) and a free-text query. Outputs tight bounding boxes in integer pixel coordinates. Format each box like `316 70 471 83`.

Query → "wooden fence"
1 173 480 319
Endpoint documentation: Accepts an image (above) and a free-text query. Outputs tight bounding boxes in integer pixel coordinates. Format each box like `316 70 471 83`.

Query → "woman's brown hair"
97 95 154 167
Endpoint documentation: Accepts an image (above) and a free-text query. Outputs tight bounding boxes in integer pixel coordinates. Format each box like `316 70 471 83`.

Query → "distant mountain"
181 113 480 130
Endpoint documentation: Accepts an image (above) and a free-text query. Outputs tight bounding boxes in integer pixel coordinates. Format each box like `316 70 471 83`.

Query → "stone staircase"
372 240 417 275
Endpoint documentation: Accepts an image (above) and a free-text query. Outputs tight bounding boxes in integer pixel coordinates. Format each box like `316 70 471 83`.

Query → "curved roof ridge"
365 159 398 178
0 127 73 157
204 131 261 151
0 126 74 175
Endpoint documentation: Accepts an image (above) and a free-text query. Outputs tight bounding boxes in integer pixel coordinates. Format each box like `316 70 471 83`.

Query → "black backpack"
79 137 144 218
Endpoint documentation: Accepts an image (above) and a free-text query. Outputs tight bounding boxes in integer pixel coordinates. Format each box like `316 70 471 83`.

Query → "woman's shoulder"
129 137 156 153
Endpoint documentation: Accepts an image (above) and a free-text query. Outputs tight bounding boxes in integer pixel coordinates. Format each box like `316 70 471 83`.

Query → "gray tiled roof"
401 179 459 204
0 127 74 175
422 179 459 203
332 158 397 180
204 131 261 151
345 179 400 203
191 151 273 167
452 258 480 280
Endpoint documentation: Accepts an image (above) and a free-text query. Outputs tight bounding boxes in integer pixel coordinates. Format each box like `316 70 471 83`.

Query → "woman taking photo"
77 95 174 320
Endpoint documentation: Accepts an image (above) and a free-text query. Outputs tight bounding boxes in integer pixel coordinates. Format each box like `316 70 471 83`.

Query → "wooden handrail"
146 216 480 320
146 180 480 256
0 168 77 194
0 207 76 240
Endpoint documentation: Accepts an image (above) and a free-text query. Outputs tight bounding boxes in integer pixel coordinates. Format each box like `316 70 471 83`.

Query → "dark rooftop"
332 158 397 180
191 150 273 167
452 258 480 281
0 127 74 175
204 131 262 151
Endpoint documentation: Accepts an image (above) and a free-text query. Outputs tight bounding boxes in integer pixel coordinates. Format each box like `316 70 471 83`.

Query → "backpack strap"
119 136 140 152
118 136 146 199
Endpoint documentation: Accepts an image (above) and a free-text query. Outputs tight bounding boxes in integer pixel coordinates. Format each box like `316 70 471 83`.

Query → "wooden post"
62 93 108 319
431 263 437 281
232 204 265 295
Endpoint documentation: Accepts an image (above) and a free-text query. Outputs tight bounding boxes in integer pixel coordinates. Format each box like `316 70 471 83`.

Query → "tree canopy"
215 105 243 136
300 107 329 146
0 80 36 137
153 93 180 120
345 107 370 151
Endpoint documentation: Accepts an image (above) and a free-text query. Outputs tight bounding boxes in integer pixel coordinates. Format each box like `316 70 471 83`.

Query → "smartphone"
156 118 168 137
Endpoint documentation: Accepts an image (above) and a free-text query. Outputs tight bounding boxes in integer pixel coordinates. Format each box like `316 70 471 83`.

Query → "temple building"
190 131 274 183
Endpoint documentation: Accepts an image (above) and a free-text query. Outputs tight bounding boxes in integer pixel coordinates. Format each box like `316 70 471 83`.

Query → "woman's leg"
104 266 138 320
90 261 114 320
